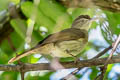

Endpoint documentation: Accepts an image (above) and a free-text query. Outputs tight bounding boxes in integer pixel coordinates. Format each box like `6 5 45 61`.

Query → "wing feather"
39 28 87 45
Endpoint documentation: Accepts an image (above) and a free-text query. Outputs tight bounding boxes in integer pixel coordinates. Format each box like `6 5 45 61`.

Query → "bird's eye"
81 19 84 22
82 20 86 23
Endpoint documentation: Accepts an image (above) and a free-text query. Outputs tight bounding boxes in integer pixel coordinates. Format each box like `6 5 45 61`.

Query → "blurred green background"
0 0 120 80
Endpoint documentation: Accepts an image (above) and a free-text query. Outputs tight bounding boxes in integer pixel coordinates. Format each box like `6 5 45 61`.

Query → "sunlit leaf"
21 1 55 32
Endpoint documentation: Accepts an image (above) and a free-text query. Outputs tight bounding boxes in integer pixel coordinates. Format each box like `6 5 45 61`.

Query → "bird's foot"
66 50 80 64
74 57 80 64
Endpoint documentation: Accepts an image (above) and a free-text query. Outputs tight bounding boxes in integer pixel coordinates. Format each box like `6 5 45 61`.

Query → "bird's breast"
39 38 88 58
51 38 88 57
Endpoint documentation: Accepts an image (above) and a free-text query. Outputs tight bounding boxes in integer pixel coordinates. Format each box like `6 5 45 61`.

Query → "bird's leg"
66 50 76 57
73 56 80 64
66 50 80 63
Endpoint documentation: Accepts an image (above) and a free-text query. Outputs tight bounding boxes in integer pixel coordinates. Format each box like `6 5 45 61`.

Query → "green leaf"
91 22 98 29
10 18 42 47
0 40 14 56
72 8 95 20
75 74 82 79
10 0 20 4
39 0 67 21
38 0 72 32
21 1 55 32
10 31 25 49
25 72 53 80
0 48 9 64
104 64 114 79
89 67 99 80
104 10 120 35
10 19 27 39
0 0 9 11
1 72 18 80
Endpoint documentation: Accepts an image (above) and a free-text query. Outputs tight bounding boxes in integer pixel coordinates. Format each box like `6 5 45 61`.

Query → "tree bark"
1 56 120 72
58 0 120 12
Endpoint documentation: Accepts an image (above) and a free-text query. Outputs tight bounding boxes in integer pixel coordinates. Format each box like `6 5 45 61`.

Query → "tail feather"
8 49 36 64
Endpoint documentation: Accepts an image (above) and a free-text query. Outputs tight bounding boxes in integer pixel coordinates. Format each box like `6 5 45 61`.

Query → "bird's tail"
8 48 37 64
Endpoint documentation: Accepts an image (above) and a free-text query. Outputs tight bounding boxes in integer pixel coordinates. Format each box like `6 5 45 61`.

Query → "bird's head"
71 15 97 31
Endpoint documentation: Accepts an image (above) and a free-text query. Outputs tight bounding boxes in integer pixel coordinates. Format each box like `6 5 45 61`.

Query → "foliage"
0 0 120 80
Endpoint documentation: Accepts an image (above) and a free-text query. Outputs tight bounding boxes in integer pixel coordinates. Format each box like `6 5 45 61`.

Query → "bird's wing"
8 28 87 64
39 28 87 46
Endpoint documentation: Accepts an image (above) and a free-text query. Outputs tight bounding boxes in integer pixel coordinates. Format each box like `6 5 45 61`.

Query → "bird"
8 15 96 64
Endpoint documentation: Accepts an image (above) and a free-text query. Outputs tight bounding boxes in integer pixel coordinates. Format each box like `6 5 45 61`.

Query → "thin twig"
7 36 16 51
62 45 112 80
105 34 120 65
0 56 120 71
92 45 112 59
97 34 120 80
21 72 25 80
19 62 25 80
7 35 25 80
61 67 82 80
94 66 104 80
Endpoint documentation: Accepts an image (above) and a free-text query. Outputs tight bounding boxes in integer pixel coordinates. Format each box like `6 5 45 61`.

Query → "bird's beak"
90 17 99 22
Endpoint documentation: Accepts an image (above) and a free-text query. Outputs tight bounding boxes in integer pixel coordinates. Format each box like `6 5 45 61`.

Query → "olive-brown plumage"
8 15 95 64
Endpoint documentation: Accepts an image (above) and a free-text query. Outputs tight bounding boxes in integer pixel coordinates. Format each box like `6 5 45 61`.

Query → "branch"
61 45 112 80
58 0 120 12
92 45 112 59
1 56 120 72
92 0 120 12
0 3 26 44
97 34 120 80
0 21 14 44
